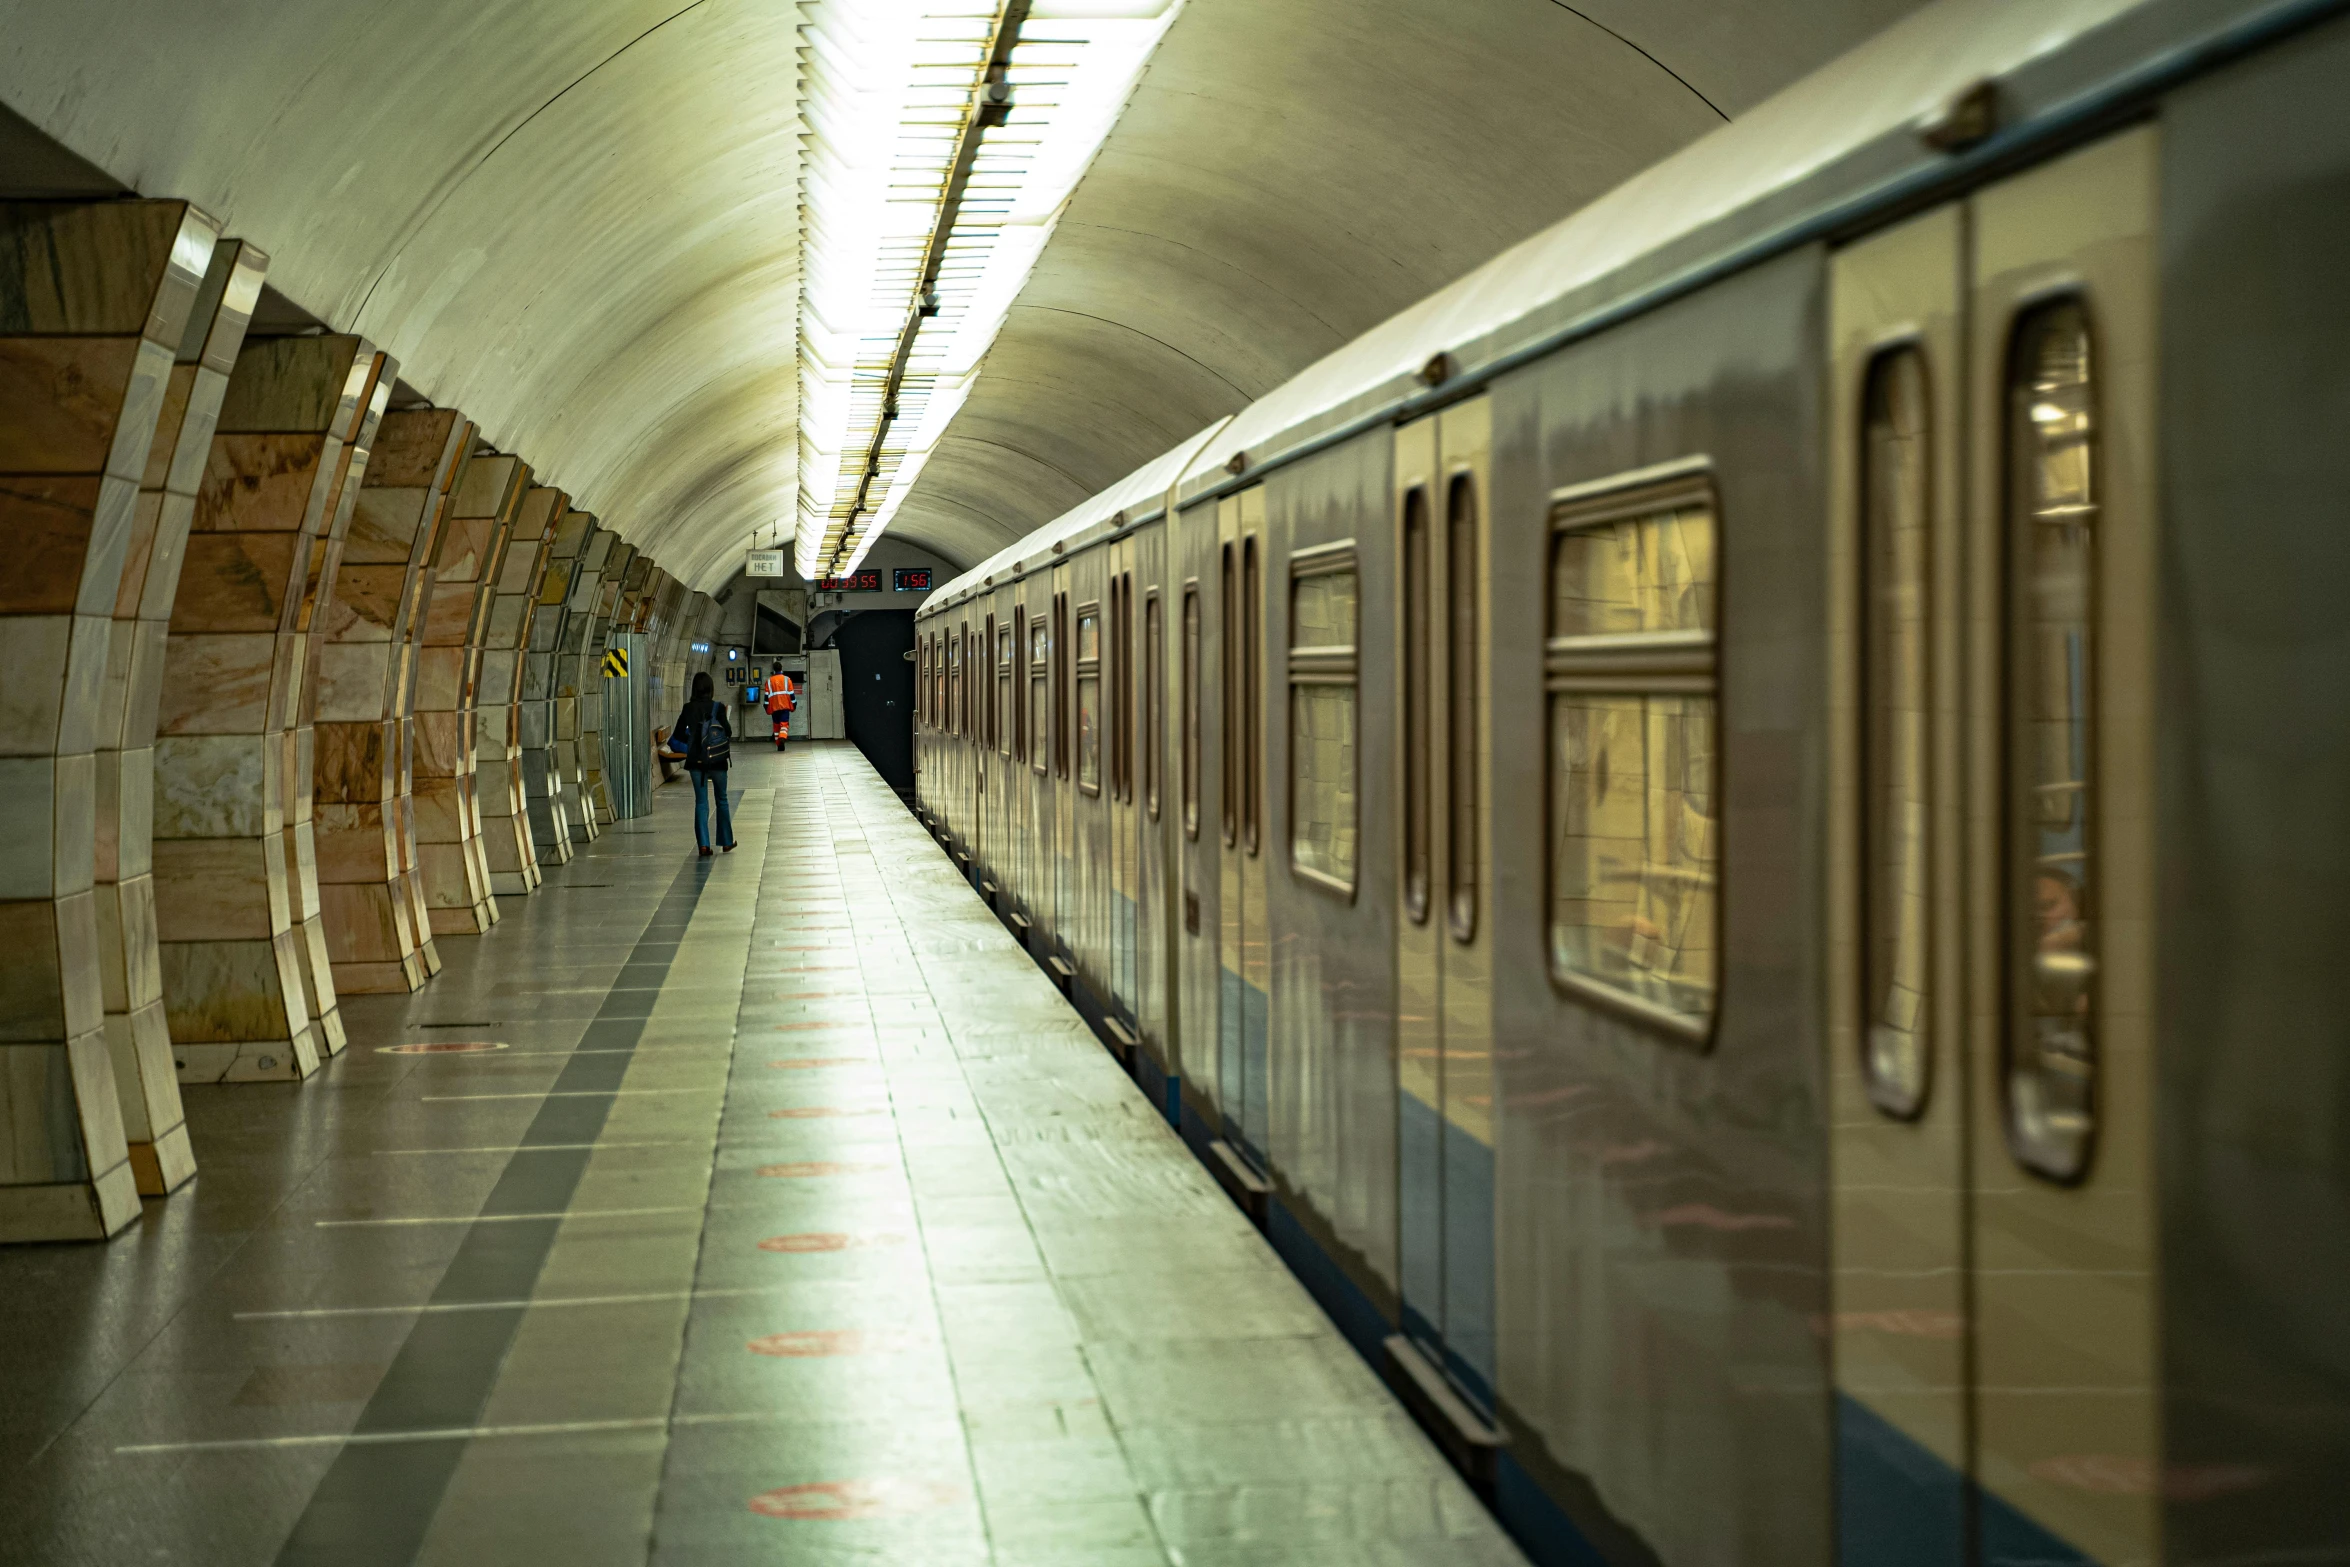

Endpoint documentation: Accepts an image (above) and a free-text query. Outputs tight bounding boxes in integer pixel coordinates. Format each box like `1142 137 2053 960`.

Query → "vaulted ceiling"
0 0 1925 586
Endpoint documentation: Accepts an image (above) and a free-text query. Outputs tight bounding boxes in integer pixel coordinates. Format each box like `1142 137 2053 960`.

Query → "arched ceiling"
880 0 1932 568
0 0 1926 585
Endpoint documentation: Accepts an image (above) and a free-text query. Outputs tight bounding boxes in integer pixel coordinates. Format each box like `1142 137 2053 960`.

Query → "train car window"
1243 535 1262 856
949 628 962 737
1288 545 1358 896
1402 486 1431 923
1863 348 1934 1119
1182 583 1200 839
1053 593 1069 779
1220 545 1236 846
1029 613 1049 775
996 619 1013 756
1109 577 1127 801
1011 610 1027 761
2005 299 2099 1183
1145 590 1163 820
1445 475 1479 940
1118 574 1136 803
1076 602 1102 795
1545 467 1719 1045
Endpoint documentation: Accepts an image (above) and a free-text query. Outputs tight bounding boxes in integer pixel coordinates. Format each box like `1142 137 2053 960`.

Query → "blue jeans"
690 768 734 850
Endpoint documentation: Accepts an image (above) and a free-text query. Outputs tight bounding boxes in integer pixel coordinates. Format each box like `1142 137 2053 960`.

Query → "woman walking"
662 670 736 857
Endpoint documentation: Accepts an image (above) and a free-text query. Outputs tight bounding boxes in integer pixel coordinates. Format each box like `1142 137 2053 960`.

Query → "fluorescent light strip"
792 0 1185 578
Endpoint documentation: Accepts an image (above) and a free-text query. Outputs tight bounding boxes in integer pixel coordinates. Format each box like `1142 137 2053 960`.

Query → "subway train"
909 0 2350 1562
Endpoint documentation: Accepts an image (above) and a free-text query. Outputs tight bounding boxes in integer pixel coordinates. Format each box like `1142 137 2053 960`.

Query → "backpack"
688 701 731 768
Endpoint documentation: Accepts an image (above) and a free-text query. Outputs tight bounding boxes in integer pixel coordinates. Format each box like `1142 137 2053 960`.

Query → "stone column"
554 520 610 845
315 407 467 993
477 481 560 895
154 332 380 1083
522 506 590 862
414 450 524 935
99 236 265 1195
281 349 392 1056
578 540 637 826
1 199 219 1241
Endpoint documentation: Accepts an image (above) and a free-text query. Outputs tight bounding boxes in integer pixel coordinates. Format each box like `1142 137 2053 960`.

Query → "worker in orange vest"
765 669 797 750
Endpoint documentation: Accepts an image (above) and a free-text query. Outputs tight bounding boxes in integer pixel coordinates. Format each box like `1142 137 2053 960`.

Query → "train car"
913 0 2350 1562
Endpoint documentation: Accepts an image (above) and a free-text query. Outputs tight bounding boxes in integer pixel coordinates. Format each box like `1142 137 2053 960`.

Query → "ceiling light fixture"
792 0 1186 581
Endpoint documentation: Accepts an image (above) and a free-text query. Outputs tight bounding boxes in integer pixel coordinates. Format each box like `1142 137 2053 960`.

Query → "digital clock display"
817 570 884 592
893 567 933 592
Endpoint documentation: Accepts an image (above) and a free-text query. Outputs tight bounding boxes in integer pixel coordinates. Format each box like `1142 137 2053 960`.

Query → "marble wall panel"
0 199 216 1241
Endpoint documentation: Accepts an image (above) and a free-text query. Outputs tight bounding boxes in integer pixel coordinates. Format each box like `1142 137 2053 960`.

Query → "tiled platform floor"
0 742 1524 1566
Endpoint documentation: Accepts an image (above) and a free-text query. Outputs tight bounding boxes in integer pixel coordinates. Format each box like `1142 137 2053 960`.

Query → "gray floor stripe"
273 852 719 1567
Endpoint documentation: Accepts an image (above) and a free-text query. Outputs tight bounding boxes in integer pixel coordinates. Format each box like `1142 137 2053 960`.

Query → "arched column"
99 235 265 1194
414 449 525 935
554 519 611 845
281 348 392 1055
578 540 638 826
315 407 468 993
522 506 592 862
1 199 220 1240
477 481 562 894
153 331 380 1084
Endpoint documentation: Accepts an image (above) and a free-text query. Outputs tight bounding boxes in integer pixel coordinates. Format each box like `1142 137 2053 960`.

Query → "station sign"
746 549 788 577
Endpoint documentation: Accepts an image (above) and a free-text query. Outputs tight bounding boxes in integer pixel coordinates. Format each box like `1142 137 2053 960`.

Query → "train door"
1109 535 1140 1035
1176 504 1217 1123
1022 591 1048 951
1393 397 1497 1405
1216 486 1270 1161
1828 127 2158 1567
1050 565 1074 976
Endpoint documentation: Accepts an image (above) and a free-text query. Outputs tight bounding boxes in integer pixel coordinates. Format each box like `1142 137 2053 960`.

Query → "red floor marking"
756 1232 907 1253
379 1041 508 1055
747 1478 963 1520
756 1161 892 1178
766 1058 872 1070
768 1106 885 1119
745 1328 913 1357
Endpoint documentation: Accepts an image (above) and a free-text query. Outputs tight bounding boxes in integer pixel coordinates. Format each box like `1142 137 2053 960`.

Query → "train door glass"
1216 489 1270 1160
1828 127 2156 1567
1394 397 1495 1405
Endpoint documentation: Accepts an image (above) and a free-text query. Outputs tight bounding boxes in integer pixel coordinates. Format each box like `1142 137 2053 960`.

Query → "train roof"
921 0 2272 615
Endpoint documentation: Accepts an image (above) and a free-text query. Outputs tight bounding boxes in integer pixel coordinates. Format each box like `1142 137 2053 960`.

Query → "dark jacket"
669 698 732 771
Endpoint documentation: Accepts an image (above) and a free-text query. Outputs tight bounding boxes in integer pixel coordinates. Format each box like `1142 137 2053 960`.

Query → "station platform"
0 742 1523 1567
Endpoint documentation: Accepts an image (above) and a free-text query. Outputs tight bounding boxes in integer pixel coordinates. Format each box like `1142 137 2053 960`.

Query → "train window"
1119 574 1136 804
1219 545 1236 846
1028 613 1048 775
997 620 1013 756
1243 535 1262 856
1863 347 1934 1119
1076 602 1102 795
1182 583 1200 839
2005 299 2099 1183
1545 467 1719 1045
949 629 962 737
1053 593 1069 779
1011 610 1026 761
1445 474 1478 940
1111 576 1129 801
1145 590 1163 819
1288 545 1358 896
1402 485 1431 924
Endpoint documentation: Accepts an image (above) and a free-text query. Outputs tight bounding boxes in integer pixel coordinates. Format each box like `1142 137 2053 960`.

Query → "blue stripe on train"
1836 1394 2099 1567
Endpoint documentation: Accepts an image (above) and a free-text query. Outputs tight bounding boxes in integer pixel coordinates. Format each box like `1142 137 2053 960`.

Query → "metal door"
1394 396 1496 1402
599 630 651 819
1829 127 2159 1567
1216 487 1270 1160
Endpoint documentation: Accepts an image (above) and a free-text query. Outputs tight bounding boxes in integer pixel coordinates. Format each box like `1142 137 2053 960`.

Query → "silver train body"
911 0 2350 1560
